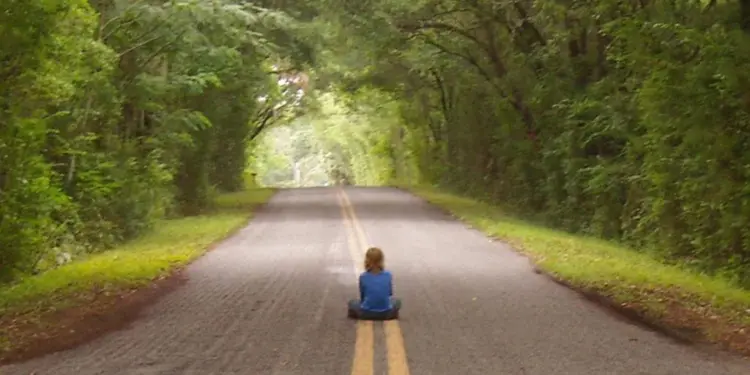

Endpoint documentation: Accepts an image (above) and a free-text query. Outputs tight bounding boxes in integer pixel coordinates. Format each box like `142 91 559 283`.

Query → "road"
2 187 748 375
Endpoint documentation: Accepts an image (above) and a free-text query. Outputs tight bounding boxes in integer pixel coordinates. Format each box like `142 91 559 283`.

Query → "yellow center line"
339 190 373 375
339 190 364 276
352 320 375 375
384 320 410 375
339 188 411 375
339 190 371 247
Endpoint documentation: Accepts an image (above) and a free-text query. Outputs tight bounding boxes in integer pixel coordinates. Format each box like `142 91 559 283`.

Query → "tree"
0 0 315 279
299 0 750 285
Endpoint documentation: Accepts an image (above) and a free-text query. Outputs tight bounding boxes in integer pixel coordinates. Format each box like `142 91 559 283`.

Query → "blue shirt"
359 270 393 312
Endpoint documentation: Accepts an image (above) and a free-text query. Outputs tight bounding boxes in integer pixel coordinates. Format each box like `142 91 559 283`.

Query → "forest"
3 0 750 289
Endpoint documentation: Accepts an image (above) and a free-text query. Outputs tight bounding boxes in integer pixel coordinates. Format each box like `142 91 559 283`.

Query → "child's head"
364 247 385 273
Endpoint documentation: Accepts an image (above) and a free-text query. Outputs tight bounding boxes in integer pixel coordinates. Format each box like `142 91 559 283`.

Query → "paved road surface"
2 187 748 375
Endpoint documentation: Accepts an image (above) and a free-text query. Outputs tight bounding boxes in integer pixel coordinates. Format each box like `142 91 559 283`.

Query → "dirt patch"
658 299 750 355
0 271 187 366
535 267 699 344
532 265 750 357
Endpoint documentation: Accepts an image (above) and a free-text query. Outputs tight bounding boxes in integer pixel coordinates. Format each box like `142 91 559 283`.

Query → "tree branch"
417 35 500 91
512 1 546 47
118 36 162 57
265 67 299 75
99 0 148 35
427 8 474 19
420 35 535 131
138 30 189 67
248 108 274 141
400 20 489 51
102 17 142 41
429 68 451 117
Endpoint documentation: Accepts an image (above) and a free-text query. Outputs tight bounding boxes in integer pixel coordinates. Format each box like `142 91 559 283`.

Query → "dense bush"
5 0 750 288
310 0 750 285
0 0 310 281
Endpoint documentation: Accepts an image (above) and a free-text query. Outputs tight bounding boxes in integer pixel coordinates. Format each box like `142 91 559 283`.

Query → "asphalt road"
2 187 748 375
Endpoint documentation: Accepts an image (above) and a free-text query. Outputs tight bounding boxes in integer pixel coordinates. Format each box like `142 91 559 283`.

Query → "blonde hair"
364 247 385 273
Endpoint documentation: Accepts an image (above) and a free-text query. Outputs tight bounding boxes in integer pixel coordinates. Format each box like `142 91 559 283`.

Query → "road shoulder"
404 185 750 358
0 188 275 365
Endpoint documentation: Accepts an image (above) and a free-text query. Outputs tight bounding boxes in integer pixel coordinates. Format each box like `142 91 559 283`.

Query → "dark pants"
348 298 402 320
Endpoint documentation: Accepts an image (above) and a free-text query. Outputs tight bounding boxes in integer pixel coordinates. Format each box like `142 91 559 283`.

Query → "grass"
0 188 275 323
408 185 750 352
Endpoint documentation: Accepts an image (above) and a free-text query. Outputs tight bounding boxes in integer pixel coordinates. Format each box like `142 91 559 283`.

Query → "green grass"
0 188 275 319
409 186 750 328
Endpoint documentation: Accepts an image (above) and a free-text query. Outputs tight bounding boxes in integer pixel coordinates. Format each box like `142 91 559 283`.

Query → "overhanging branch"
417 35 504 94
399 20 489 52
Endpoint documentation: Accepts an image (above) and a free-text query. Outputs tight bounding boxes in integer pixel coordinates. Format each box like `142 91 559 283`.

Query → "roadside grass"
408 185 750 353
0 188 275 353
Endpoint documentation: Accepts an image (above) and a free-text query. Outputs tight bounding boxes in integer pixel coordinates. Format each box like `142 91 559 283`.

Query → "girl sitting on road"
347 247 401 320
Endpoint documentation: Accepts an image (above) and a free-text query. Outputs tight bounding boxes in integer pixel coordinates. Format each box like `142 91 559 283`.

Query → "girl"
348 247 401 320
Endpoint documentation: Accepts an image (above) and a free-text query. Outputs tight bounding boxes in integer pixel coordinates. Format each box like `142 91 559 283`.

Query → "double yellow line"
337 188 411 375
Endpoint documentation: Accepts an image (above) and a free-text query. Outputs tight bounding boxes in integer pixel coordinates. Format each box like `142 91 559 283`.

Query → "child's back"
359 270 393 312
347 247 401 320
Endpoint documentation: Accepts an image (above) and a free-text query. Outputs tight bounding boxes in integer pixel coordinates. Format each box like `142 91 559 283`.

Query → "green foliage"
251 92 406 187
0 0 97 281
5 0 750 292
412 186 750 347
0 188 274 356
304 0 750 286
0 0 313 281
